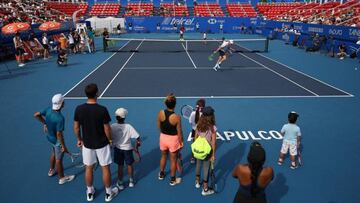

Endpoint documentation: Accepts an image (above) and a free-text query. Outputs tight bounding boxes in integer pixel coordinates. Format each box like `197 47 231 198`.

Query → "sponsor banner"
125 17 256 33
256 20 360 41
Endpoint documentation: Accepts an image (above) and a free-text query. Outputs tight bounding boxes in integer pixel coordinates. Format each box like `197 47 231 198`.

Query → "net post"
265 38 269 53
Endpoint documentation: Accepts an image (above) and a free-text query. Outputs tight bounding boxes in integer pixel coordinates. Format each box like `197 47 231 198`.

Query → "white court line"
124 66 265 70
255 53 354 97
63 41 131 97
181 43 197 69
64 95 354 100
238 52 319 96
99 40 144 98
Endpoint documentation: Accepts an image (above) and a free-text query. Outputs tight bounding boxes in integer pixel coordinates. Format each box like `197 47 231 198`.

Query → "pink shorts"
159 133 181 153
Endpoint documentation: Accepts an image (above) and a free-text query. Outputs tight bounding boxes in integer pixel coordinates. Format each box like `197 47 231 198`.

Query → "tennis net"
104 38 269 53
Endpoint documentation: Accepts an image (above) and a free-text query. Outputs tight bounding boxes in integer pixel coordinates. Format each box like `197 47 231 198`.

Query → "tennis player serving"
213 39 234 71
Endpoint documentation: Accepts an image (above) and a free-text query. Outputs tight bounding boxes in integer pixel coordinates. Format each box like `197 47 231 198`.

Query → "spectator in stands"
68 31 76 54
306 33 321 52
103 28 109 52
193 0 198 6
87 27 95 53
232 142 273 203
42 32 49 59
13 32 25 67
337 44 346 60
28 31 43 57
57 49 67 66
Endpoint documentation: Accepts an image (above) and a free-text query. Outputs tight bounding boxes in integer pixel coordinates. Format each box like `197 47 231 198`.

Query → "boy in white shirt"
111 108 141 190
278 111 301 169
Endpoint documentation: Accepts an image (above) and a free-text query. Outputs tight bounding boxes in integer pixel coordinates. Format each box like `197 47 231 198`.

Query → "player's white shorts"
82 144 112 166
280 140 297 156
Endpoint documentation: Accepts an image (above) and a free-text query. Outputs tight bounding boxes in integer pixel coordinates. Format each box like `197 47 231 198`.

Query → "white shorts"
280 141 297 156
82 145 112 166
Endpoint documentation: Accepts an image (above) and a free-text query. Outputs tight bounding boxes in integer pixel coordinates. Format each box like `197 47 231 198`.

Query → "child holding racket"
34 94 75 185
277 111 301 169
193 106 216 196
111 108 141 190
188 99 206 163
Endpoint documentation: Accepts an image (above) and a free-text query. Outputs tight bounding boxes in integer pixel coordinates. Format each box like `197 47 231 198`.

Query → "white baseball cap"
115 108 128 118
52 94 64 110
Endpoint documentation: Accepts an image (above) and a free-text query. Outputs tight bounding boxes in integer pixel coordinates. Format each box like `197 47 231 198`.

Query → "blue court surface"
1 33 360 203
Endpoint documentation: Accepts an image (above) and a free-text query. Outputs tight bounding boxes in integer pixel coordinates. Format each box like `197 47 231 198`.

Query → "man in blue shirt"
34 94 75 184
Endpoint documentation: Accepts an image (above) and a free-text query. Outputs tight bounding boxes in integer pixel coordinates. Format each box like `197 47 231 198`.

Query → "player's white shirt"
111 123 140 150
203 33 207 39
220 40 231 48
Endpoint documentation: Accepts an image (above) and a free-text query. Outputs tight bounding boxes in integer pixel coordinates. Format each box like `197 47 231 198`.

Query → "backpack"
191 136 211 160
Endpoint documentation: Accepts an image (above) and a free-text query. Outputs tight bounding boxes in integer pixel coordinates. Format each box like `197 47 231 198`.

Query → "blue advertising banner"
125 17 259 33
256 20 360 42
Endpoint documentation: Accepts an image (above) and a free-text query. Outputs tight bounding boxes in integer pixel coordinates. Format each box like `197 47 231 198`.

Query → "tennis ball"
355 68 358 70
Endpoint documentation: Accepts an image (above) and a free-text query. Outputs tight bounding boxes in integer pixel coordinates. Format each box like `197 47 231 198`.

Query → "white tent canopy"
85 16 125 33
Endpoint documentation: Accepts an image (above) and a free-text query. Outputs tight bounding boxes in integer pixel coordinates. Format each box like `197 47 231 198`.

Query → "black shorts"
218 50 226 56
16 48 25 56
114 147 134 166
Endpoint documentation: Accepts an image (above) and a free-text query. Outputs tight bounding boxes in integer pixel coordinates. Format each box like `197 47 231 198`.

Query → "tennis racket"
176 152 183 174
208 53 215 61
133 143 141 163
181 105 193 120
66 151 80 163
297 144 302 166
210 161 217 192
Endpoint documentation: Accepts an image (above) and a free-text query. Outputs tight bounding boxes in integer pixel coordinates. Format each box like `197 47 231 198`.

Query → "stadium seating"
257 2 303 19
194 3 224 17
226 3 257 17
89 3 121 16
125 3 154 16
159 3 189 17
47 2 88 17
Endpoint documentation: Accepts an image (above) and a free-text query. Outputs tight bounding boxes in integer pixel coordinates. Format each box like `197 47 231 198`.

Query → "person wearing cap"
34 94 75 185
157 93 184 186
213 38 235 71
73 83 119 202
193 106 217 196
232 142 273 203
111 108 141 190
188 98 206 164
278 112 301 169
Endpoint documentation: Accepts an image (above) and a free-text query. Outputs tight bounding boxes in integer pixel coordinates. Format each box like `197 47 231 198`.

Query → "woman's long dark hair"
247 142 265 197
194 99 205 124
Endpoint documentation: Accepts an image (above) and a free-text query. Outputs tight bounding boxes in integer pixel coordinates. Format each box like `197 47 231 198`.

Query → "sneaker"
105 187 119 202
277 158 283 166
58 175 75 185
290 163 298 170
158 171 165 180
218 64 221 69
87 189 95 202
18 63 25 67
195 181 201 189
169 177 182 186
202 188 215 196
48 168 56 177
116 180 124 191
213 66 218 71
128 181 134 188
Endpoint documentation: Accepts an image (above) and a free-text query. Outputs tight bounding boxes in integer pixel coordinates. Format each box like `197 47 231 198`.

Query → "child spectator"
111 108 141 190
278 111 301 169
337 44 346 60
57 49 67 66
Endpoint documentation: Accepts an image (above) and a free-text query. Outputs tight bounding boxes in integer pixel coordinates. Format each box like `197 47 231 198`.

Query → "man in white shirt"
111 108 141 191
213 38 234 71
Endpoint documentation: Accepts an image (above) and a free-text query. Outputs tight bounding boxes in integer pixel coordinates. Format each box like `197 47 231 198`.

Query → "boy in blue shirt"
278 111 301 169
34 94 75 184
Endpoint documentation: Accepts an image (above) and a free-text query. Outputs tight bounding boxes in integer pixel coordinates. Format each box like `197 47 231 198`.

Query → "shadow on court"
267 173 289 203
215 142 247 193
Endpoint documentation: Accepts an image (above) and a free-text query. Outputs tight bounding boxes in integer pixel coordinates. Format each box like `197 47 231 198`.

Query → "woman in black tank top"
157 93 184 186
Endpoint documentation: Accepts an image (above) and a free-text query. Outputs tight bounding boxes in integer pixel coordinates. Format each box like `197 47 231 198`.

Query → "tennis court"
1 32 360 203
